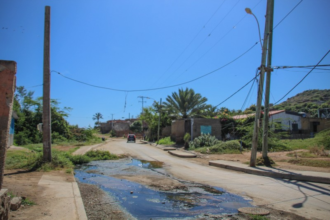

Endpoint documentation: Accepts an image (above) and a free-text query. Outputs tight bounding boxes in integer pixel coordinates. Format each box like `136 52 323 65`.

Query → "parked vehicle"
127 134 136 143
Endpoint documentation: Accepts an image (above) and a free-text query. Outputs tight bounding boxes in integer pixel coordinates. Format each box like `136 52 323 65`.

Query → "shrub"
196 140 241 154
109 130 116 137
317 129 330 150
256 156 275 166
189 134 219 149
157 137 175 145
15 131 32 146
85 150 118 160
70 155 91 164
183 133 191 149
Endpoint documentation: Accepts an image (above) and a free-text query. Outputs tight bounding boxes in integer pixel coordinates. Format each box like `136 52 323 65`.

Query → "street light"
245 8 263 50
245 2 273 167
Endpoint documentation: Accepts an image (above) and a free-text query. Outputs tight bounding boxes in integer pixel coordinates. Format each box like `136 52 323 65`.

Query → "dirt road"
90 138 330 220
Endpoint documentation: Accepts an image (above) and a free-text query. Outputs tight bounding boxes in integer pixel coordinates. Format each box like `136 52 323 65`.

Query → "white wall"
270 112 301 130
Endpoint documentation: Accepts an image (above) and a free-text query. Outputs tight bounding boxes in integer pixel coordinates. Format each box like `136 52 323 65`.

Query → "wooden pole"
43 6 52 162
262 0 274 159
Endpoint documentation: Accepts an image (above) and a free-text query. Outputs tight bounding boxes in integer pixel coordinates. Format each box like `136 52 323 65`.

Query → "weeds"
22 197 35 206
288 159 330 167
157 137 175 145
194 140 241 154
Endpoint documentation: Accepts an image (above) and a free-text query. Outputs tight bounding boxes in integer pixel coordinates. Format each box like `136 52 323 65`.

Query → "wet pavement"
75 159 253 219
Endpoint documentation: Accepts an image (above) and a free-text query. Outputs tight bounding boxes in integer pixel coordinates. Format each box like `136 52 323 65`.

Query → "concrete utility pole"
262 0 274 159
0 60 16 190
249 0 273 167
43 6 52 162
157 98 162 143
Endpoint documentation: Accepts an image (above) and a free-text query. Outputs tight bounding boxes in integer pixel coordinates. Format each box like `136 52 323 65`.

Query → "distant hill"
273 89 330 117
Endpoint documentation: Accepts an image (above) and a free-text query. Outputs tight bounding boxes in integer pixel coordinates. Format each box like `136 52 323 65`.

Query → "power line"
215 73 259 107
273 64 330 69
241 68 258 111
159 0 241 86
274 49 330 105
169 0 263 84
152 0 227 85
53 42 257 93
273 0 303 30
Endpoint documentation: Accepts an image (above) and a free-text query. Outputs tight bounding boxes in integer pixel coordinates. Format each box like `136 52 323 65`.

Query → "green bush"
15 131 32 146
70 155 91 164
157 137 175 145
195 140 241 154
189 134 219 149
109 130 116 137
317 129 330 150
85 150 118 160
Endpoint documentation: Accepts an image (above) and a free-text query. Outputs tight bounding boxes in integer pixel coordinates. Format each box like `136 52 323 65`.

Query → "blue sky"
1 0 329 128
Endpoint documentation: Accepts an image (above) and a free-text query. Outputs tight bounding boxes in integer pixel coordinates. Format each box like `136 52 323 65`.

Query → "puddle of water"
128 159 164 169
75 159 253 219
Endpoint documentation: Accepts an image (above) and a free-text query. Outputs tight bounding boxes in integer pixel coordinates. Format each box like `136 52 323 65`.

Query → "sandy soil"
4 140 327 219
189 149 330 173
3 170 74 220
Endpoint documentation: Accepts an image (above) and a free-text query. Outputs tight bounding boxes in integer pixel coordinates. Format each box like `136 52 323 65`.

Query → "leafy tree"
139 102 172 140
130 121 142 132
201 105 219 118
93 112 103 126
163 88 209 118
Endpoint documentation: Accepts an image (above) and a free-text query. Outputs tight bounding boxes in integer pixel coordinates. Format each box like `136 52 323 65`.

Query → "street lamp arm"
245 8 263 50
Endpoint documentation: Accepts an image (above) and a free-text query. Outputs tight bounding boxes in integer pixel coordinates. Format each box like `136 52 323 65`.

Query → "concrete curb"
72 182 88 220
168 150 197 158
209 161 330 184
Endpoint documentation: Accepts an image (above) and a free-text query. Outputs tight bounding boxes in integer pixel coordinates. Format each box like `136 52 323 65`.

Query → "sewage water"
75 159 253 219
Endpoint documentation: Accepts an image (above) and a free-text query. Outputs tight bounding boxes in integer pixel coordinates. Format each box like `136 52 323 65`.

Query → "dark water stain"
75 159 253 219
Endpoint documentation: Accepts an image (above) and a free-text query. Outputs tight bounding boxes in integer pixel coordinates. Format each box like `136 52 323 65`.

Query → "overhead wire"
273 0 303 30
240 68 258 111
215 73 259 108
152 0 227 85
274 49 330 105
168 0 263 83
159 0 242 86
53 42 258 93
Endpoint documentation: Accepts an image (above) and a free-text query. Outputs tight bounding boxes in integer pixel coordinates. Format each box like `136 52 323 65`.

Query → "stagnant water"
75 159 253 219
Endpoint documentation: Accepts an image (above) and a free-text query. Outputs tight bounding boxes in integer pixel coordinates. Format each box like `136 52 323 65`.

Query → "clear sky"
1 0 329 128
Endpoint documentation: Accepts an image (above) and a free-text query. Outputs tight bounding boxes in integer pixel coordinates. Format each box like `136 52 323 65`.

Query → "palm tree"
163 88 209 118
93 112 103 126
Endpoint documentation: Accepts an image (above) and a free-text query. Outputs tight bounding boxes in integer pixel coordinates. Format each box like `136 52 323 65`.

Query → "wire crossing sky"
0 0 329 127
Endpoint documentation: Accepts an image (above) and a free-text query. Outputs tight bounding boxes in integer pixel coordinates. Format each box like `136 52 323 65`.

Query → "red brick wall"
0 60 16 188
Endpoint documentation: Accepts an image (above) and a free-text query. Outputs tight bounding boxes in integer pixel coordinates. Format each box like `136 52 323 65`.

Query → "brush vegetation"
6 144 118 171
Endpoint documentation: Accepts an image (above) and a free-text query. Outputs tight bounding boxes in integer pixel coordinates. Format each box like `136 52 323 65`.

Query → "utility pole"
138 96 147 132
262 0 274 160
157 98 162 143
43 6 52 162
250 0 273 167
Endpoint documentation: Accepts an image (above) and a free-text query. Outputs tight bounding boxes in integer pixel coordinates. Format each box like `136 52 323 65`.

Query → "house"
99 119 148 138
171 118 221 143
232 110 330 135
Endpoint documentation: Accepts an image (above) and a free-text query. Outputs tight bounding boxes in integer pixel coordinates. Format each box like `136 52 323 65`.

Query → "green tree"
93 112 103 127
130 121 142 132
163 88 209 118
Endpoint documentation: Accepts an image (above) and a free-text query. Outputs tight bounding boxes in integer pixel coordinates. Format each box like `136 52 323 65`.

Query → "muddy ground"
76 160 308 220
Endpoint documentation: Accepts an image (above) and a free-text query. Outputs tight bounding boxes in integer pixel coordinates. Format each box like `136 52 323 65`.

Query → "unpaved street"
89 138 330 220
